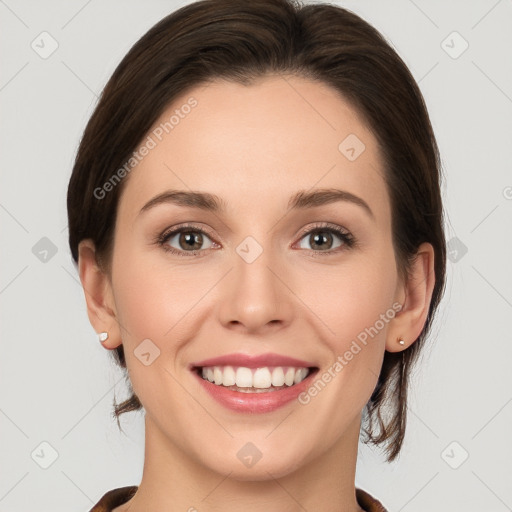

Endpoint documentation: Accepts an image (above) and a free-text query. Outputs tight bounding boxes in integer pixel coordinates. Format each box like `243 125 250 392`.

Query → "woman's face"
106 75 404 478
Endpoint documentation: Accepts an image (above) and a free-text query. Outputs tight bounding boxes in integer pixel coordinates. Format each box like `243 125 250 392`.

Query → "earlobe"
386 242 435 353
77 239 122 349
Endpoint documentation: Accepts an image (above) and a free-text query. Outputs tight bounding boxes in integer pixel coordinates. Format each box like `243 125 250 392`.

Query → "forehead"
118 75 390 224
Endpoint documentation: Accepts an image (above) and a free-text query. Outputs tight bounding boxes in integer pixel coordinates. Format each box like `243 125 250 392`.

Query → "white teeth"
204 367 214 383
199 365 311 389
253 368 272 388
272 367 285 386
284 367 295 386
213 366 223 385
222 366 236 386
294 368 309 384
235 367 253 388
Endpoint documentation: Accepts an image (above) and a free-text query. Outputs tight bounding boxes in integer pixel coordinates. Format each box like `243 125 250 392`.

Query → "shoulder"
356 487 388 512
89 486 138 512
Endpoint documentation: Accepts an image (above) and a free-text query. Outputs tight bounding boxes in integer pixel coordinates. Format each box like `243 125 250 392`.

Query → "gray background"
1 0 511 510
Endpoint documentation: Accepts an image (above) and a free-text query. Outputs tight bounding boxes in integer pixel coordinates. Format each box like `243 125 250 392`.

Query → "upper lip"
190 352 317 369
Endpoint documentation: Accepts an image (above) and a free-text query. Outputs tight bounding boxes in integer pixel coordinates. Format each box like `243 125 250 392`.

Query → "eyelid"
159 222 217 242
293 221 351 242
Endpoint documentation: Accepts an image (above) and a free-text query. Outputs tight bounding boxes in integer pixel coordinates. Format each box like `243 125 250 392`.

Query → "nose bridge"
218 233 292 332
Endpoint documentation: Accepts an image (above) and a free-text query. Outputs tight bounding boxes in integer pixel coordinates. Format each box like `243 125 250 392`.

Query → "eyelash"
156 222 356 258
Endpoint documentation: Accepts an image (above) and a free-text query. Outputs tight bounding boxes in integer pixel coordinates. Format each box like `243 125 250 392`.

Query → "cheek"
109 239 217 401
110 245 192 411
113 264 174 340
294 250 397 432
296 247 398 349
110 231 198 341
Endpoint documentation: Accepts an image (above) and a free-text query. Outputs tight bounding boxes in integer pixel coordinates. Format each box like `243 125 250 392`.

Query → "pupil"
312 232 331 250
181 232 201 249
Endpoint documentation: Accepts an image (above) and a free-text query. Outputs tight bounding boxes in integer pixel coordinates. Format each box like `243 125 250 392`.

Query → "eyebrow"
139 188 374 220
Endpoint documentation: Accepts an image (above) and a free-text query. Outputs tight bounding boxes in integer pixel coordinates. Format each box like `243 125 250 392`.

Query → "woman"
67 0 446 510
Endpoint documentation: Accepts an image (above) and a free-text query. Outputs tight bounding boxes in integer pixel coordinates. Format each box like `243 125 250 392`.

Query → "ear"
386 242 436 352
77 239 122 350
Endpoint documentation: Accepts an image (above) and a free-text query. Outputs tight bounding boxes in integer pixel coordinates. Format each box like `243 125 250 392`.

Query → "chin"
199 444 309 482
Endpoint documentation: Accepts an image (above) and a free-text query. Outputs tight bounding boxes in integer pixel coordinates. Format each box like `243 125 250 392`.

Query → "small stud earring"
99 332 109 343
398 338 405 346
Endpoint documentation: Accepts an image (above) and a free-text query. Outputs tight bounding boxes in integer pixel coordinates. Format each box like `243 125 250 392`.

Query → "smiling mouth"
193 365 319 393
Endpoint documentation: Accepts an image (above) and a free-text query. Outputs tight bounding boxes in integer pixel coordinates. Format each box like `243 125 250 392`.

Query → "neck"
121 413 365 512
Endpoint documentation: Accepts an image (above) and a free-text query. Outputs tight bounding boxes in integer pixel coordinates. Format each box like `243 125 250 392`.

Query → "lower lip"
192 369 318 413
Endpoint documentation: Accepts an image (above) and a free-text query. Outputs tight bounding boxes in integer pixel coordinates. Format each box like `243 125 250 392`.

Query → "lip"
192 366 319 413
189 352 316 369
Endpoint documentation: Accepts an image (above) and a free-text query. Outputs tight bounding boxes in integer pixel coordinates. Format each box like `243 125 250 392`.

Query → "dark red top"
89 485 388 511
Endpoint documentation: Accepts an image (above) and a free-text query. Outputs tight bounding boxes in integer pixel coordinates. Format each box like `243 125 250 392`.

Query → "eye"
157 224 217 257
295 223 355 255
156 222 356 258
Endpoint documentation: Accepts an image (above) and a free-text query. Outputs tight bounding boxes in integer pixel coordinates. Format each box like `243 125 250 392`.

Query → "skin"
78 75 435 512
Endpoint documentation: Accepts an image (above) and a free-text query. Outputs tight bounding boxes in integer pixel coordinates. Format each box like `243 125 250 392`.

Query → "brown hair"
67 0 446 462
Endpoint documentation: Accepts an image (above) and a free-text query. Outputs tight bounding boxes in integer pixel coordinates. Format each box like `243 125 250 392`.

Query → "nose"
218 244 294 335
